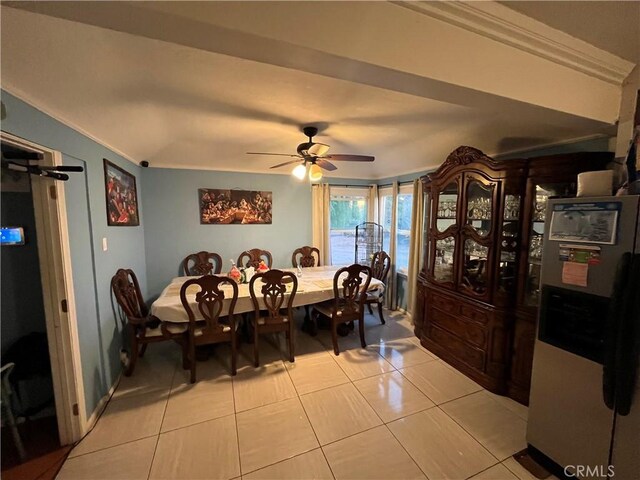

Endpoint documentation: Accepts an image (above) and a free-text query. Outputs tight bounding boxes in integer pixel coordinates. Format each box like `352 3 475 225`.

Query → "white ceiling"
1 2 636 179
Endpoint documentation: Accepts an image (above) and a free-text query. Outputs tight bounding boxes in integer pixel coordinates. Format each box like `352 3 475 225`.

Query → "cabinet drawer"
431 308 487 348
459 304 492 324
431 325 485 371
429 291 460 315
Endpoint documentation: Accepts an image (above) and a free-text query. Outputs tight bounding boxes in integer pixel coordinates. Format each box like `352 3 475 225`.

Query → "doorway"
1 135 84 474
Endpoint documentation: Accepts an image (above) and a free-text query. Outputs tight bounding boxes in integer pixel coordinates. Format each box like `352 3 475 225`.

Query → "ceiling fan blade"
247 152 301 158
324 154 374 162
315 159 337 171
307 143 330 156
270 159 303 169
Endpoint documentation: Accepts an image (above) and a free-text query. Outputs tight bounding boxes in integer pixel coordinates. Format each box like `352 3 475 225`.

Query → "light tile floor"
58 310 539 480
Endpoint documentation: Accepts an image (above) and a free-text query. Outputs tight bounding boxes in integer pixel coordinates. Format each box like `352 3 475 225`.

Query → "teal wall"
1 91 145 418
141 168 313 297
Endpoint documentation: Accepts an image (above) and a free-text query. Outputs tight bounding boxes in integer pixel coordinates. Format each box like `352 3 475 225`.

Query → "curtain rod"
326 181 414 188
325 183 374 188
376 180 415 188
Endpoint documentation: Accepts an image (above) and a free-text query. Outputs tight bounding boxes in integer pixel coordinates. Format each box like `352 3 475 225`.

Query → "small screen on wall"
0 227 25 245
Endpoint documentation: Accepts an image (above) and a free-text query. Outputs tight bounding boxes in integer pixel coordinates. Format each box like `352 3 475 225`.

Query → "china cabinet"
415 146 613 403
507 151 613 404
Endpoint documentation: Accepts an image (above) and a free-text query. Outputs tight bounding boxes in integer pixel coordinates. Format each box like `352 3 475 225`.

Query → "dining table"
150 265 385 336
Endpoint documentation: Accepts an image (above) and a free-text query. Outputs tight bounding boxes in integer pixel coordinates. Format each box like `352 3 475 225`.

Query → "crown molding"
393 1 635 85
2 86 140 166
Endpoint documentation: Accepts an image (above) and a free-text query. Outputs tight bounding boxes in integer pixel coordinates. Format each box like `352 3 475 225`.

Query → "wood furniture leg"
125 325 139 377
287 322 295 362
302 308 318 336
377 302 385 324
253 320 260 368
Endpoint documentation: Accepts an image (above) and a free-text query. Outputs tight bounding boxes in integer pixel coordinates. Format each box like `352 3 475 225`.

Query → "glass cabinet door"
524 183 568 306
465 180 494 237
436 182 458 233
462 239 489 294
498 194 520 294
421 189 431 273
434 236 455 283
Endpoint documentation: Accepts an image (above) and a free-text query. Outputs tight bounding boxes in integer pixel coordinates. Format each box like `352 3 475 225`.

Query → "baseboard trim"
82 373 121 436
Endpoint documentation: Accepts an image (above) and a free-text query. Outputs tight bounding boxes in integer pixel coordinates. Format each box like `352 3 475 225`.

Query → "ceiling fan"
247 126 374 180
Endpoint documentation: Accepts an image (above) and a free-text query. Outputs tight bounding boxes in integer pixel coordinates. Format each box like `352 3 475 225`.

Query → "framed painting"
199 189 272 224
103 159 140 226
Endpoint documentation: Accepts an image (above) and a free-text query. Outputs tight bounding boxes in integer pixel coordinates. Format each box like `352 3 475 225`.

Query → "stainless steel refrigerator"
527 195 640 480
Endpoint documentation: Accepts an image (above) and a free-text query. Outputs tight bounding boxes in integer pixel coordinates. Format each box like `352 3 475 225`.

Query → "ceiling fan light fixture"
292 163 307 180
309 163 323 181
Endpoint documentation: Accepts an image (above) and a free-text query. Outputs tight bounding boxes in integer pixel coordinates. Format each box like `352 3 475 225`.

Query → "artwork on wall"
199 189 272 224
103 159 139 226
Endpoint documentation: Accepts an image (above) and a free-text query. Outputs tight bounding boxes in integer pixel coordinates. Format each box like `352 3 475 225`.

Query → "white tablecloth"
150 265 384 323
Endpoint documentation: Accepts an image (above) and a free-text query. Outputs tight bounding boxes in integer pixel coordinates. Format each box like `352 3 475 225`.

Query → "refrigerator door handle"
614 253 640 416
603 252 632 410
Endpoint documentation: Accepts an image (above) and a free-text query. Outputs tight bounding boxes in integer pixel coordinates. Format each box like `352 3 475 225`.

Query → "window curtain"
368 184 378 223
407 178 424 319
311 183 332 266
386 181 399 309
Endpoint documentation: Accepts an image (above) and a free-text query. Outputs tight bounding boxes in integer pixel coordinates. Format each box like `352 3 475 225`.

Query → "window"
329 187 369 265
396 185 413 274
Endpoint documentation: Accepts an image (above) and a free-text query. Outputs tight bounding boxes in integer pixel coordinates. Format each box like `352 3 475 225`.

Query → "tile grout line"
395 361 482 407
501 458 529 480
63 433 160 461
146 363 176 480
464 461 503 480
434 403 502 464
384 421 433 480
231 355 245 478
281 350 337 480
334 360 434 479
438 390 528 463
64 361 178 463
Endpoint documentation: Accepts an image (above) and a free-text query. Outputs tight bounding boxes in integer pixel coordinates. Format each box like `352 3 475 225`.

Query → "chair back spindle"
334 264 372 316
111 269 147 320
250 270 297 324
292 246 320 268
182 251 223 276
371 251 391 282
238 248 273 269
180 275 238 336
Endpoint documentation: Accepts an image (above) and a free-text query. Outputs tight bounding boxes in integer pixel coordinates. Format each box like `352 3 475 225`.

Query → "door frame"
1 132 86 444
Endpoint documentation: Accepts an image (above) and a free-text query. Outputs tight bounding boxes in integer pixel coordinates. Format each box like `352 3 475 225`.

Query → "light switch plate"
102 237 108 251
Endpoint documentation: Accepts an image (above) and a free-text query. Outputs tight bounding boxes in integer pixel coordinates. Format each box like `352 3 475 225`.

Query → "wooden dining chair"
180 275 239 382
111 269 188 376
238 248 273 269
365 251 391 324
292 246 321 268
249 269 298 366
313 264 372 356
182 251 222 276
